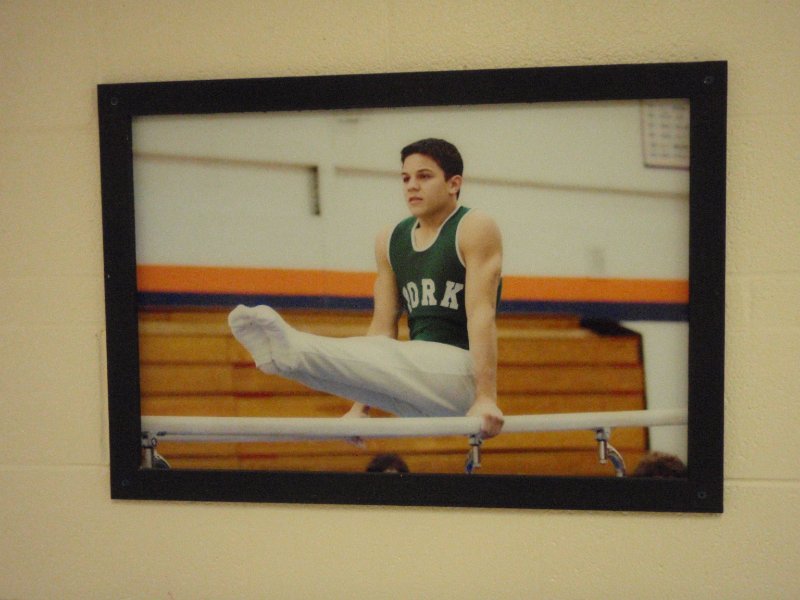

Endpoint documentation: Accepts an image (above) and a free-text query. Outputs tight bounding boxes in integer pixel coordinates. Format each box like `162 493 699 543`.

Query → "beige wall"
1 1 798 598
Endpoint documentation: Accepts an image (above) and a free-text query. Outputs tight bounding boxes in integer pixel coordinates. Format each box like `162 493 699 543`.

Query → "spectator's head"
631 452 687 478
366 453 410 473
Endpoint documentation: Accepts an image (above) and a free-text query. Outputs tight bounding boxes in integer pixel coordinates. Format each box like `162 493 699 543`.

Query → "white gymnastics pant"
228 305 475 417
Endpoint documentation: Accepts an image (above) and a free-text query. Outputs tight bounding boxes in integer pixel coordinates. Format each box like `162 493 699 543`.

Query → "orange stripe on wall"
501 275 689 303
137 265 688 304
137 265 376 298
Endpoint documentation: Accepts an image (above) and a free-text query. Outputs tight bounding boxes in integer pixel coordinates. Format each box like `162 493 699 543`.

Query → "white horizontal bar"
141 409 687 443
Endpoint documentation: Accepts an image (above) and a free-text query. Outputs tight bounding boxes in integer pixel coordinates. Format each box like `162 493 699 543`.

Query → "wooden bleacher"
139 309 648 475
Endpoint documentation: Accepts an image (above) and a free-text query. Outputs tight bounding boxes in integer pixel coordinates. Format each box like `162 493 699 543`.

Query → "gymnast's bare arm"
367 225 402 339
460 209 505 439
342 225 401 420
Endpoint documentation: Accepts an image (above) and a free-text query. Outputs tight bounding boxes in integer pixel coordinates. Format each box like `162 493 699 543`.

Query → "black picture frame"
99 61 726 512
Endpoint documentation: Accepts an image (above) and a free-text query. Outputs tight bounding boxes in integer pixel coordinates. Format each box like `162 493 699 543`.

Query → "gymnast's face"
401 153 461 221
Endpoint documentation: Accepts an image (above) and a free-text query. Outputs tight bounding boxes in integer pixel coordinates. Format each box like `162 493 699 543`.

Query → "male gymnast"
229 138 505 440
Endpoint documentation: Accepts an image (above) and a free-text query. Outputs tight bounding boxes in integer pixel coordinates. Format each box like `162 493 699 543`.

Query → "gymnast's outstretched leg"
228 304 474 417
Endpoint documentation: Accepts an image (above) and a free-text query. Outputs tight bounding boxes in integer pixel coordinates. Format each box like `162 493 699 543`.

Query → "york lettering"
402 279 463 312
421 279 437 307
402 281 419 310
440 280 464 309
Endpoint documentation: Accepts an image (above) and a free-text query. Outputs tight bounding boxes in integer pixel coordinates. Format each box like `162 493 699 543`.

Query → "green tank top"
389 205 472 350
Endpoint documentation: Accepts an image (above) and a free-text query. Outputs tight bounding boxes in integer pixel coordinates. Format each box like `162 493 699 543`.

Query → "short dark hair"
365 453 410 473
631 452 687 478
401 138 463 181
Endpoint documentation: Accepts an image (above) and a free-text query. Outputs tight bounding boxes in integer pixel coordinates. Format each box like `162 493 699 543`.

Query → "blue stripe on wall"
137 292 688 322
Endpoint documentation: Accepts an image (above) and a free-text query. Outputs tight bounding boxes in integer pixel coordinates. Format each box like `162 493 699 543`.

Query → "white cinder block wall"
1 1 798 598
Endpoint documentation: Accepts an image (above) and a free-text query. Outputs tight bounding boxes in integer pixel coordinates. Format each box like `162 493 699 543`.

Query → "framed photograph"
99 61 726 511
